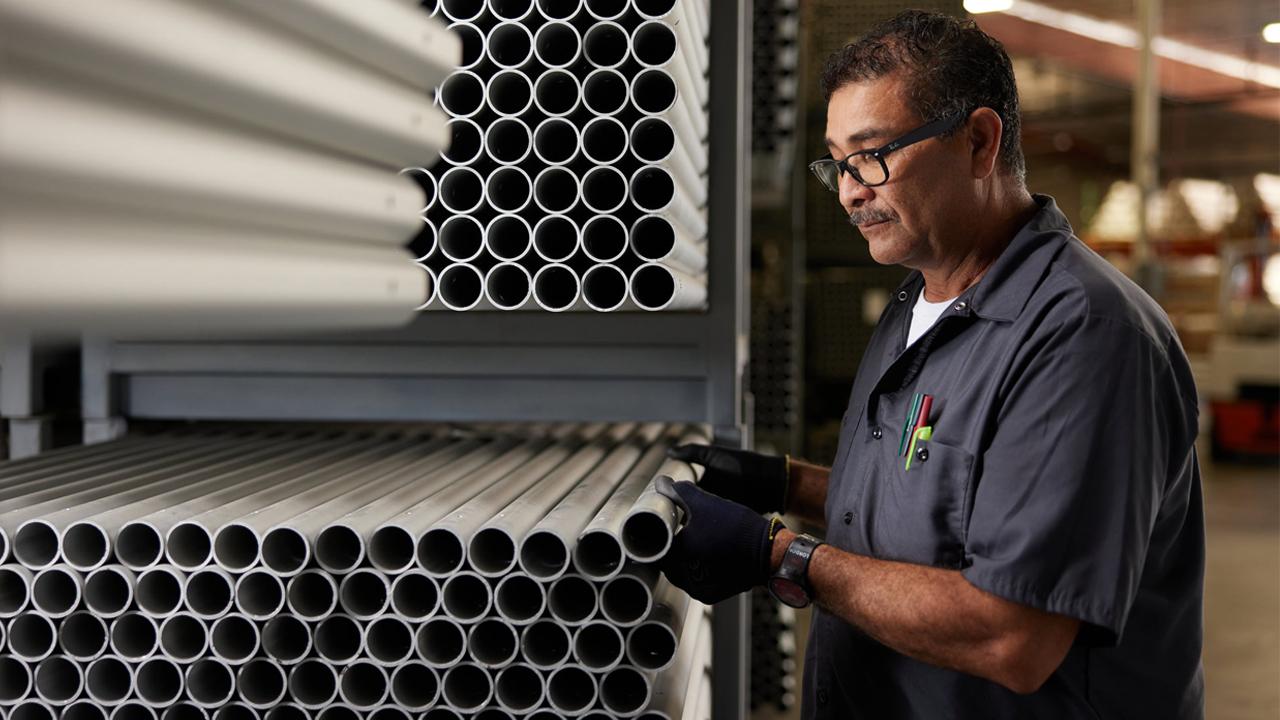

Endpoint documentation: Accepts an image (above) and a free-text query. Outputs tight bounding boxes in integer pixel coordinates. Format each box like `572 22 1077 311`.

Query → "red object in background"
1211 399 1280 460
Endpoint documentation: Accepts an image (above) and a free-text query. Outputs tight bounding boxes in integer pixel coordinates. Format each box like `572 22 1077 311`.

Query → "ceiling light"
1263 23 1280 44
963 0 1014 14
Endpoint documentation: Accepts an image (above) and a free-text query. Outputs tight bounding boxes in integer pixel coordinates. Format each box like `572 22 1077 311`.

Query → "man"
657 10 1204 719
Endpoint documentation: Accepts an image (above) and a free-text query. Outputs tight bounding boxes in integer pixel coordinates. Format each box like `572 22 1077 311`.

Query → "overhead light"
964 0 1014 13
1264 22 1280 44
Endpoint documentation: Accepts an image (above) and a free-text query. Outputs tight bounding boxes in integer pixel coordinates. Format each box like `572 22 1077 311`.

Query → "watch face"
768 576 810 608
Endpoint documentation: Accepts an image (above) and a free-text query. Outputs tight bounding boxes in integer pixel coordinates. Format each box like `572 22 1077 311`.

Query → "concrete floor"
753 459 1280 720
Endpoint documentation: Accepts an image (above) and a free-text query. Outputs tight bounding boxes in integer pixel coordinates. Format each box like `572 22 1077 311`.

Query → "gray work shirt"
803 196 1205 719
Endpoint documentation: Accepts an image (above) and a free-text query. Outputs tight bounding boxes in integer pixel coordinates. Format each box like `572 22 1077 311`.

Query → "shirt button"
817 689 829 706
954 301 967 311
871 427 883 439
843 511 853 525
897 290 908 302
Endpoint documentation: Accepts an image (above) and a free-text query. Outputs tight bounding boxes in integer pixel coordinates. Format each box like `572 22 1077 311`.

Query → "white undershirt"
908 291 958 346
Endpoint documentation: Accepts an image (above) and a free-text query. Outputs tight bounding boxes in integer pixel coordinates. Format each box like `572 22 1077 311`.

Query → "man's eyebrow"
824 128 892 151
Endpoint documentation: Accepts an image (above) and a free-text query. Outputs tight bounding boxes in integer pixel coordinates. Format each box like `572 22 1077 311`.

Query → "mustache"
848 208 897 227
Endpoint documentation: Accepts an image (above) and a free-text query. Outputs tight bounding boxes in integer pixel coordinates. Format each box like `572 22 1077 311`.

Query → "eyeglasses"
808 111 968 191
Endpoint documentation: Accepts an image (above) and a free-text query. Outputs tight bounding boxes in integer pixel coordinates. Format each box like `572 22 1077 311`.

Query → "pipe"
135 658 183 708
440 0 485 22
235 569 285 620
486 70 534 116
109 703 155 720
447 22 485 70
493 664 544 714
519 620 572 670
312 708 353 720
486 21 534 68
30 566 80 618
211 704 257 720
437 166 485 214
262 706 304 720
236 659 288 709
136 566 184 618
484 214 532 262
489 0 535 21
581 216 629 265
533 263 583 313
210 613 260 664
313 614 362 664
83 566 132 619
286 570 338 621
421 711 463 720
628 165 705 235
368 708 409 720
11 701 54 720
533 214 580 263
535 0 582 21
600 666 652 717
0 566 31 618
33 656 81 706
84 656 132 706
494 572 546 625
581 116 629 165
630 214 706 274
533 166 580 215
0 656 29 705
484 262 534 311
601 564 658 626
625 579 689 672
64 701 109 720
437 263 485 312
630 21 707 109
485 167 533 214
364 616 414 666
547 665 598 717
441 664 492 713
286 660 337 710
261 614 311 665
582 68 629 116
581 265 629 313
440 571 492 622
644 601 710 719
573 622 625 672
622 428 707 561
468 618 520 668
532 69 581 117
484 117 532 165
580 166 628 214
59 612 110 662
400 167 437 213
183 567 233 620
158 613 209 663
8 614 57 664
441 118 483 165
339 568 391 620
548 574 598 626
533 21 581 68
439 217 485 264
583 21 629 68
388 662 440 711
338 661 389 710
437 70 485 118
532 118 580 166
412 224 437 266
629 263 707 312
416 617 467 668
629 0 710 77
109 613 159 661
629 70 707 166
389 571 440 620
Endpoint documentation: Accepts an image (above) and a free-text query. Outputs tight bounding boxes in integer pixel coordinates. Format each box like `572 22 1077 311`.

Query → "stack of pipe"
408 0 710 312
0 423 711 718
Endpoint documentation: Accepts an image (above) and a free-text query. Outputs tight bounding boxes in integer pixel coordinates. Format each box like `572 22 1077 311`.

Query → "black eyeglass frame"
809 110 970 191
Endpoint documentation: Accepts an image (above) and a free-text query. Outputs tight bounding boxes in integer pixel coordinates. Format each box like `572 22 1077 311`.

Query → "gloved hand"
667 444 789 515
656 477 773 605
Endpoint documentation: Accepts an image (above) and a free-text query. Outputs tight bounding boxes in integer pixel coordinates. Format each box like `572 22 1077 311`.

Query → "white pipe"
84 657 132 706
136 566 185 618
441 664 493 713
261 614 312 665
584 116 629 164
236 660 288 710
64 701 109 720
135 658 183 708
584 0 628 21
484 117 532 165
486 70 534 116
533 263 584 312
338 661 389 710
437 70 485 118
581 216 630 264
183 567 233 620
33 656 82 706
573 622 625 672
12 701 55 720
110 703 156 720
582 68 629 116
532 118 580 166
582 21 629 68
313 615 363 664
0 566 31 618
532 69 581 117
438 166 485 214
416 617 467 668
158 613 209 663
629 0 709 74
601 564 658 626
30 566 80 619
401 168 438 217
623 428 707 560
287 570 338 621
412 223 438 265
630 214 707 274
494 664 545 714
340 569 391 620
486 21 534 68
547 665 598 717
600 666 652 717
535 0 583 21
579 267 631 312
629 69 707 157
447 22 486 70
580 166 628 214
485 166 533 214
441 118 483 165
484 215 533 262
547 574 599 626
488 0 535 21
312 709 352 720
58 612 109 662
364 616 415 666
440 0 486 21
629 262 707 312
262 706 304 720
287 660 338 710
0 0 450 168
437 263 486 312
645 601 709 719
630 21 707 109
519 620 572 671
533 21 582 68
389 662 440 711
629 165 706 234
485 262 534 311
493 573 546 625
389 571 440 620
234 569 285 620
108 612 159 661
533 214 581 263
211 704 257 720
210 613 261 664
440 571 492 622
468 618 520 668
438 216 486 263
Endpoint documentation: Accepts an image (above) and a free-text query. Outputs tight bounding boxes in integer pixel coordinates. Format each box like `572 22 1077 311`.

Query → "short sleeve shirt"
802 196 1205 719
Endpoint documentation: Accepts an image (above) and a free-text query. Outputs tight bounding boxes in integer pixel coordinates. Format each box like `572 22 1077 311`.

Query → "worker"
656 10 1204 719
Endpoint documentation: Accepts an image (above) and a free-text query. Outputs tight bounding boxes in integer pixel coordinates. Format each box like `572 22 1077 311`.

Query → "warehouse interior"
0 0 1276 719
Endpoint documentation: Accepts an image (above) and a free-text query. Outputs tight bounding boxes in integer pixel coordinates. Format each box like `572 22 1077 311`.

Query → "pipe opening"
548 575 596 624
339 663 387 708
583 216 628 263
440 0 484 21
490 0 533 20
631 215 676 260
159 614 207 662
468 620 518 666
315 526 363 573
116 524 163 570
136 659 183 706
632 22 677 65
536 0 580 20
438 72 484 117
287 660 336 707
631 118 676 162
574 623 623 670
469 528 516 576
63 523 109 570
368 527 414 573
315 708 356 720
583 23 628 67
486 168 532 213
630 166 675 210
533 163 581 212
10 614 56 660
495 574 545 622
238 661 286 707
165 523 212 569
0 658 32 703
573 530 624 579
261 615 309 663
441 218 484 262
548 666 596 713
487 23 532 68
533 215 578 261
585 0 627 18
631 69 676 113
602 574 650 624
485 118 531 164
585 118 628 163
366 617 413 665
211 615 258 663
485 215 532 261
631 264 676 310
534 22 580 67
441 573 490 621
634 0 676 16
110 614 158 660
442 665 491 711
212 704 254 720
212 524 258 572
519 532 569 579
621 511 671 560
86 657 131 704
584 70 628 115
0 566 30 615
35 655 81 703
14 701 57 720
628 622 677 670
488 71 532 115
61 612 109 660
533 71 579 116
533 119 577 165
391 663 439 709
416 619 465 667
519 621 570 668
438 168 483 214
369 709 409 720
402 167 437 212
485 263 532 309
32 568 77 616
391 573 439 620
451 23 484 68
534 265 579 311
260 528 308 576
601 667 649 714
235 571 284 619
314 615 361 663
263 707 304 720
186 569 234 618
582 168 627 213
495 665 542 712
136 569 182 617
441 120 482 165
339 570 389 619
287 572 336 620
66 702 109 720
438 264 483 311
583 265 628 312
15 521 59 569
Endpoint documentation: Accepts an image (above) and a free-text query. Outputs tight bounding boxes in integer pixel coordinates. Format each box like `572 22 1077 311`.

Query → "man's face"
824 74 969 269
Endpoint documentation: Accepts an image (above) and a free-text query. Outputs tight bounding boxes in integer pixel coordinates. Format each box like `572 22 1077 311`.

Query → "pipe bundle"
408 0 711 312
0 423 711 718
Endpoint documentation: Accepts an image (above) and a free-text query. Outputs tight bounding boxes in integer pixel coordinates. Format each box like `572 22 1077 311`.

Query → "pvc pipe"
287 660 338 710
629 70 707 159
412 223 438 265
184 567 234 619
630 114 707 171
389 662 440 711
136 566 185 618
486 21 533 68
0 0 450 167
629 165 705 234
494 573 546 625
484 117 532 165
135 658 183 708
401 167 437 214
629 263 707 311
534 0 582 21
368 708 409 720
630 214 706 274
235 569 285 620
630 21 707 109
532 118 579 166
33 656 81 706
84 657 132 706
582 68 629 116
30 566 79 618
82 566 131 619
547 665 598 717
12 701 55 720
533 166 580 216
468 618 520 668
583 22 629 68
313 614 363 664
601 564 658 626
287 570 338 621
581 117 629 165
581 264 630 313
438 166 485 214
437 263 485 312
580 166 628 214
600 666 652 717
389 571 440 620
548 574 598 626
484 262 534 311
625 579 689 671
573 622 625 672
211 614 261 664
338 661 389 710
312 708 353 720
211 704 257 720
261 614 311 665
8 614 56 662
0 656 30 705
59 612 110 662
448 22 485 70
493 664 544 714
236 659 288 709
109 613 159 661
158 613 209 663
519 620 572 671
440 118 483 165
438 217 485 265
262 706 304 720
532 214 580 263
339 568 391 620
484 215 532 262
532 69 580 117
421 710 463 720
441 664 492 713
533 264 583 312
629 0 709 73
438 70 485 118
485 166 533 214
65 701 110 720
486 70 534 116
416 617 467 668
533 21 581 68
440 571 492 622
440 0 485 21
581 216 629 264
0 566 31 618
489 0 535 21
364 616 415 666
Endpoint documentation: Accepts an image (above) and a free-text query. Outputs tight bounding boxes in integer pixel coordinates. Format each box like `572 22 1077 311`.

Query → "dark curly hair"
820 10 1026 185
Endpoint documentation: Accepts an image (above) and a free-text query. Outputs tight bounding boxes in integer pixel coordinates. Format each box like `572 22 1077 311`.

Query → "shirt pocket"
863 437 973 568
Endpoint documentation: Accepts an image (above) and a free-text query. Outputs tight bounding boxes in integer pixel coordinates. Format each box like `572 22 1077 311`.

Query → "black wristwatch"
768 532 824 608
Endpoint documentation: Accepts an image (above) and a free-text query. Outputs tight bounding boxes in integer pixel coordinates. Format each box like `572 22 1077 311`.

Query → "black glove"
667 444 788 515
656 477 773 605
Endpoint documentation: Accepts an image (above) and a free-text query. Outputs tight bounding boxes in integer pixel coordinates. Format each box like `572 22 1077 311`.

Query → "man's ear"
966 107 1004 180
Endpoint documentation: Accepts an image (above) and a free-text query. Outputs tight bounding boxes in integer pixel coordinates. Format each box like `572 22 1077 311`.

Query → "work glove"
667 444 789 515
656 477 773 605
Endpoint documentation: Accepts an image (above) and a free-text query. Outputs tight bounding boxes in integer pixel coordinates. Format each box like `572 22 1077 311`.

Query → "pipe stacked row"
407 0 711 312
0 423 707 719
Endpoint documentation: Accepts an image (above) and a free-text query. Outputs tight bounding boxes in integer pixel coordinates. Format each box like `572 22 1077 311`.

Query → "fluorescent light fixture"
964 0 1014 14
1264 22 1280 44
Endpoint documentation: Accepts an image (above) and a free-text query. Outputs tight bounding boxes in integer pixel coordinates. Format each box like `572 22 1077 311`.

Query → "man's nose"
839 172 874 212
